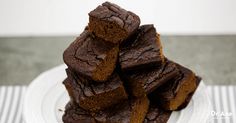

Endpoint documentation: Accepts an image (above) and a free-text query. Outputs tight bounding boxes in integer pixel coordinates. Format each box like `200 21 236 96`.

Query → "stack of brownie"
62 2 201 123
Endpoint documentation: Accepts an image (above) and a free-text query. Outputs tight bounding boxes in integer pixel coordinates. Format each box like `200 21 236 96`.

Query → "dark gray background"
0 35 236 85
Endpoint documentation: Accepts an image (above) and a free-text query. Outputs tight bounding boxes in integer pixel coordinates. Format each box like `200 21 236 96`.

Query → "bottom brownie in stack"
144 103 172 123
63 96 149 123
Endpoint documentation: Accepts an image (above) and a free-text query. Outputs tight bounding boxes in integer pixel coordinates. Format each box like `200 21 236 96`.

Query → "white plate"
23 64 212 123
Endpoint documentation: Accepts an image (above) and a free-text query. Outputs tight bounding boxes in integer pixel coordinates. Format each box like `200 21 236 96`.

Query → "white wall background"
0 0 236 36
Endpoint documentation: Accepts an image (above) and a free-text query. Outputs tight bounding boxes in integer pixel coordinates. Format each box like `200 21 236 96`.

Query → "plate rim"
23 64 67 123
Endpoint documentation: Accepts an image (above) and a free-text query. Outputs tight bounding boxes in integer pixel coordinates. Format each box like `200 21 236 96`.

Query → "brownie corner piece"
63 30 119 82
88 1 140 43
119 24 164 71
150 63 198 111
63 69 128 112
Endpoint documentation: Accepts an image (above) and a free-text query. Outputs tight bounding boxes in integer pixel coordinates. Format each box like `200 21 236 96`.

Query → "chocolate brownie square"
62 101 96 123
63 30 119 82
124 60 179 97
88 2 140 44
95 96 149 123
63 96 149 123
119 25 164 71
149 63 198 111
63 69 128 112
144 103 172 123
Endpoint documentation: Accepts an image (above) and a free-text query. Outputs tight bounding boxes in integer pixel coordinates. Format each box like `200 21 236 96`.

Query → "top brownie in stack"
88 1 140 44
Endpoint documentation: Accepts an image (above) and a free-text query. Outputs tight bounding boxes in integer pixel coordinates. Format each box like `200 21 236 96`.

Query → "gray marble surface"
0 35 236 85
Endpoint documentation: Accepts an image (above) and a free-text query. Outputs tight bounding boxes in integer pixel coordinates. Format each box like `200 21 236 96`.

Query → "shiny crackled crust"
125 60 179 97
63 30 119 82
88 2 140 43
63 69 128 112
119 25 164 71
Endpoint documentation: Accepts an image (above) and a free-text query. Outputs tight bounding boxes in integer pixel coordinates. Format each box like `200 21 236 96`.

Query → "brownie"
149 63 198 111
88 2 140 44
63 96 149 123
63 69 128 112
144 104 172 123
119 25 164 71
63 30 119 82
62 101 96 123
124 60 179 97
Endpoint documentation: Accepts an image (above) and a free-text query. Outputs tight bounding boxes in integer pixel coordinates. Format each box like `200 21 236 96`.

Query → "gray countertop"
0 35 236 85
